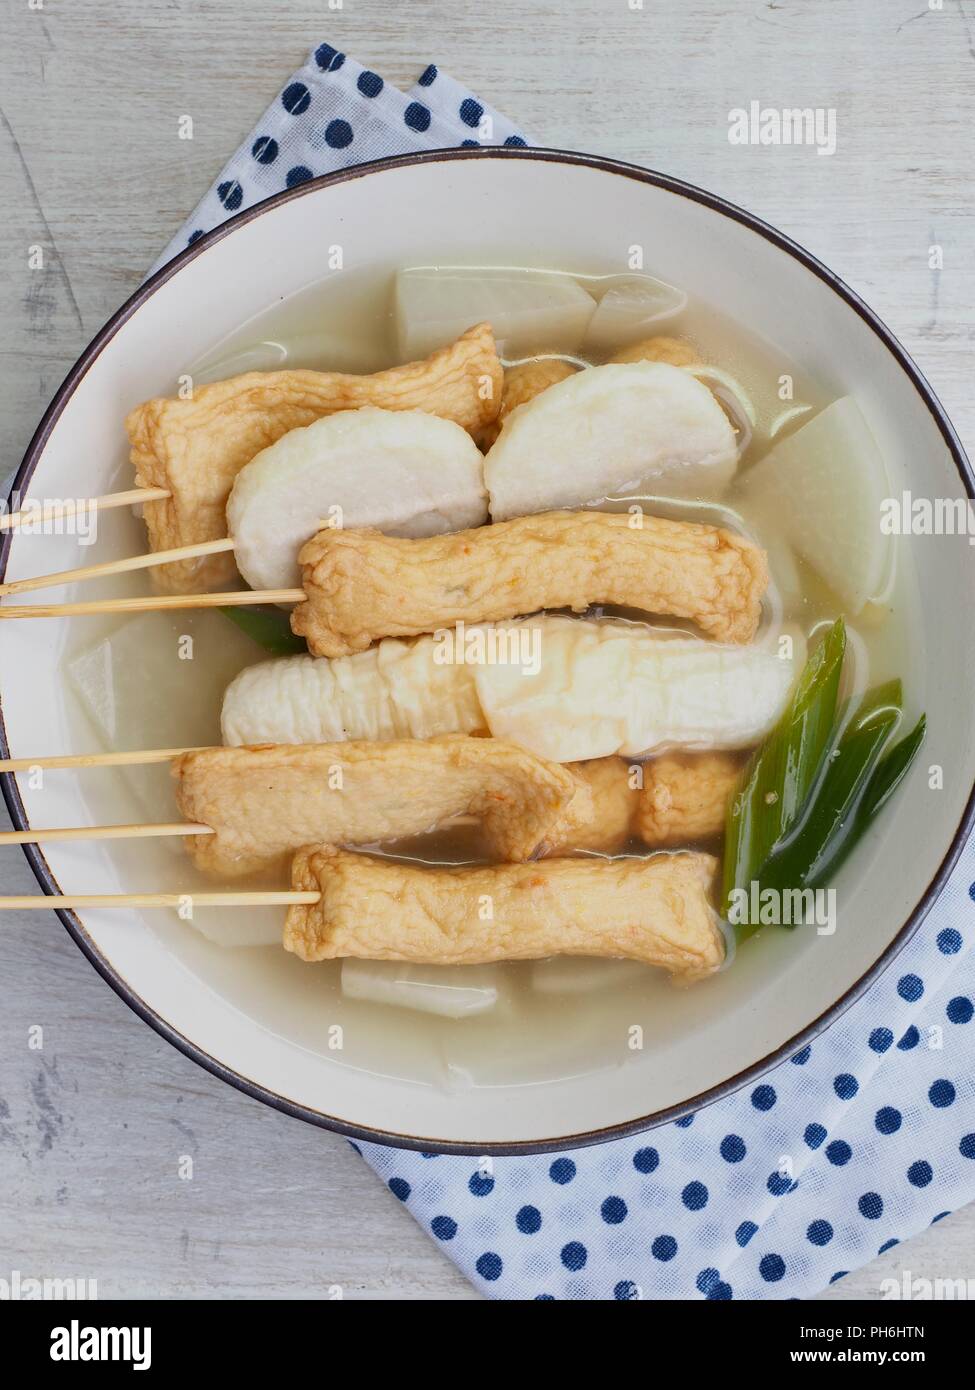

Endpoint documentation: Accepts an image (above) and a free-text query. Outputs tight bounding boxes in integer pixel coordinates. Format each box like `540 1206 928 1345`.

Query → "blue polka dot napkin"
154 41 975 1301
150 42 527 277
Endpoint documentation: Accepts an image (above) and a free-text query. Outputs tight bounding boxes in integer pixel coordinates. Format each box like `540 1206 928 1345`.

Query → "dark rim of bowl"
2 147 973 1157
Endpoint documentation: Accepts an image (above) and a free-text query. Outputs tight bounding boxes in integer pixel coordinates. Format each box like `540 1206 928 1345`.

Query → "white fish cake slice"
484 361 738 520
220 636 484 747
227 406 488 591
474 616 800 761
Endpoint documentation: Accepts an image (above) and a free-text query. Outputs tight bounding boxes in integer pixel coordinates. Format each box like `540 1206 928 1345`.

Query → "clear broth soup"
62 263 922 1090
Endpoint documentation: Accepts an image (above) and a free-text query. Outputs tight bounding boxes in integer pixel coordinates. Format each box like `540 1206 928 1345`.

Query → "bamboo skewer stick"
0 822 213 845
0 538 235 596
0 891 319 909
0 488 170 532
0 589 305 618
0 747 204 773
0 520 335 597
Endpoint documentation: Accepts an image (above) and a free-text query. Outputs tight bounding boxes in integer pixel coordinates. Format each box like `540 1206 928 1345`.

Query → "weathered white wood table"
1 0 972 1299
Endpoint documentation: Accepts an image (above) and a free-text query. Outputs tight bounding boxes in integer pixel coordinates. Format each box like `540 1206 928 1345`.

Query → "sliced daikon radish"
188 908 283 948
735 495 803 611
221 635 483 746
228 407 488 592
474 616 801 762
485 362 738 520
582 275 687 355
394 266 596 359
341 960 501 1018
530 957 648 995
69 610 259 748
739 396 892 612
68 609 263 818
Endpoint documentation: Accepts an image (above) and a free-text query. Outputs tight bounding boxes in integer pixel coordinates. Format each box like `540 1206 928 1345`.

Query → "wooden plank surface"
1 0 973 1300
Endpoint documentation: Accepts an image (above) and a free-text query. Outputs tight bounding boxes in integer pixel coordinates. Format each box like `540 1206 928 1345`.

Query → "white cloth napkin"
154 41 975 1302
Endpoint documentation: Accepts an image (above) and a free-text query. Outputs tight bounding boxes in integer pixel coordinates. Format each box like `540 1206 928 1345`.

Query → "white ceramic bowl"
3 150 973 1153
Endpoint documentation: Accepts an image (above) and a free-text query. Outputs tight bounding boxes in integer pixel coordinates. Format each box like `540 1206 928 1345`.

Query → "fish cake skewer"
172 735 586 876
286 844 724 980
294 508 768 655
0 843 724 985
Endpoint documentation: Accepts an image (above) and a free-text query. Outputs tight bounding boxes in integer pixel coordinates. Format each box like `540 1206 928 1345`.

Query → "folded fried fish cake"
293 509 768 655
174 735 584 876
635 752 742 847
542 758 637 856
285 844 724 980
545 752 742 855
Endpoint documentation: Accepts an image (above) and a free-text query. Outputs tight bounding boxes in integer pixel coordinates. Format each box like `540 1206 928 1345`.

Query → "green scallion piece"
220 605 307 656
757 702 900 903
721 617 845 919
811 713 926 884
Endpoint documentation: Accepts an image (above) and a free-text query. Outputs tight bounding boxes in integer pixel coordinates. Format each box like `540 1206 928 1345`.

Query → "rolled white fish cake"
227 406 488 591
222 615 799 761
484 361 738 520
221 636 484 747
